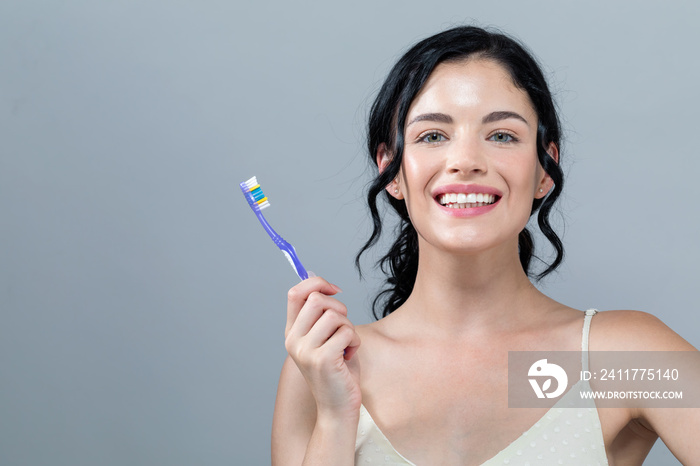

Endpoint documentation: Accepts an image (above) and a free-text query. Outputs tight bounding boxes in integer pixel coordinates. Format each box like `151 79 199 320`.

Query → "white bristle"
243 176 258 189
258 199 270 210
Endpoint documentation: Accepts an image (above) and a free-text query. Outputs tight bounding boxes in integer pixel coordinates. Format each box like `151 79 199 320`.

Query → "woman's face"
381 59 555 256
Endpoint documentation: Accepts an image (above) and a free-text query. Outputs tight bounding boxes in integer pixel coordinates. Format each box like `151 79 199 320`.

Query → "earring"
539 188 544 193
394 187 399 194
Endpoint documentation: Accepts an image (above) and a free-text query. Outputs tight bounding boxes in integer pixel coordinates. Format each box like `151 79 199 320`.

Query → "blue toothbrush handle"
255 210 308 280
276 238 309 281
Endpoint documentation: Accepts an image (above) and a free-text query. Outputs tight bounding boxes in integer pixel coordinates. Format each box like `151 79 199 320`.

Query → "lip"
432 184 502 218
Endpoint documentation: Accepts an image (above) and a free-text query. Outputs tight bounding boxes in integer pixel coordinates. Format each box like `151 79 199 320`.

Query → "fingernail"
332 284 343 293
307 271 316 278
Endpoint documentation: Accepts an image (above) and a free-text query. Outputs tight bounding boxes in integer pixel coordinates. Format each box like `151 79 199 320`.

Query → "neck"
396 238 548 337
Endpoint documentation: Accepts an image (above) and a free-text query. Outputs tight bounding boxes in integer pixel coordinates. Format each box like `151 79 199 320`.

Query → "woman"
272 26 699 465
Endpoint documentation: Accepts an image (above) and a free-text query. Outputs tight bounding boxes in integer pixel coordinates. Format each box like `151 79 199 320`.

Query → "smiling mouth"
437 193 499 209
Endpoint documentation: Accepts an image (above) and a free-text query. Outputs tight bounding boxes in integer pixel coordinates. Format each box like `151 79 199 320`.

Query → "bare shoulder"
590 311 700 463
354 316 403 356
353 318 403 385
355 319 385 342
271 356 316 465
354 320 386 359
590 310 697 351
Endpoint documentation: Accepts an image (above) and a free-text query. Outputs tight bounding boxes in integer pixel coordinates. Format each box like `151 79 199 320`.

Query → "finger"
302 309 352 350
290 291 348 338
343 337 361 361
286 277 342 335
325 324 361 361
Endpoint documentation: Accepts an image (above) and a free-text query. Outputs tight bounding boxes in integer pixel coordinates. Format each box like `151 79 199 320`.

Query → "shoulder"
354 320 388 361
353 318 408 385
355 316 406 355
590 310 697 351
355 320 386 342
589 311 700 463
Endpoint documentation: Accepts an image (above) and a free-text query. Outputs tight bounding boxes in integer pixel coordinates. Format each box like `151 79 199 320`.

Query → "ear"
535 142 559 199
376 143 391 173
546 141 559 164
376 143 403 200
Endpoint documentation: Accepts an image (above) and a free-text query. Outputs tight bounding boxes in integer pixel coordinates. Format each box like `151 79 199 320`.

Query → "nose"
445 135 487 175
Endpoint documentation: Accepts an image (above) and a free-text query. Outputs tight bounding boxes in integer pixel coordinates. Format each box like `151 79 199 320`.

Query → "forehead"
407 58 537 122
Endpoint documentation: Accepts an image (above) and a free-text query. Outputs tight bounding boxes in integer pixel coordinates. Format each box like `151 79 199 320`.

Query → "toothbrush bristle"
243 176 258 190
241 176 270 210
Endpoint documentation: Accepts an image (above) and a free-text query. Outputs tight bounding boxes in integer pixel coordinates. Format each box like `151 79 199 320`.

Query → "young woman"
272 26 699 465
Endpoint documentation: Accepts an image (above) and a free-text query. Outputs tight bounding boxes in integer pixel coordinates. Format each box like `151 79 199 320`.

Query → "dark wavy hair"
355 26 565 320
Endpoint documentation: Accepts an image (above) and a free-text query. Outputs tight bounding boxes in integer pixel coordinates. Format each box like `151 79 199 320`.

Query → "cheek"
398 156 430 199
397 163 429 224
496 156 540 190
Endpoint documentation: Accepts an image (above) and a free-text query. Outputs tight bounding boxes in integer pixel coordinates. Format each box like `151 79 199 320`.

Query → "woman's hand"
285 277 362 419
272 277 362 465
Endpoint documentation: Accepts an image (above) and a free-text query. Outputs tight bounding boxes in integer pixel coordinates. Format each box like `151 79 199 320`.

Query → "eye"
419 131 446 143
488 132 517 144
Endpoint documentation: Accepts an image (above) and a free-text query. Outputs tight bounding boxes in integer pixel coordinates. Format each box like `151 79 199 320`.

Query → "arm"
271 277 361 466
272 356 360 466
631 314 699 464
591 311 700 463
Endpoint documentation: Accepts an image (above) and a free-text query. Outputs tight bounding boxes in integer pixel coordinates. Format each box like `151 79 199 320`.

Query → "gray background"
1 1 698 464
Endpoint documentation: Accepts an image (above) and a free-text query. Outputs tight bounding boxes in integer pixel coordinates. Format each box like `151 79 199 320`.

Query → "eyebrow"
481 111 529 126
406 110 530 128
406 112 453 127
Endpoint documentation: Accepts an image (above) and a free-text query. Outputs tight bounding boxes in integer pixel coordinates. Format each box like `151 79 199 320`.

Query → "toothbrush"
240 176 309 280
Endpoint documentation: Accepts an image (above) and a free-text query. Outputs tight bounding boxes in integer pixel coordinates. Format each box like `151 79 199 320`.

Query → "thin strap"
581 309 598 372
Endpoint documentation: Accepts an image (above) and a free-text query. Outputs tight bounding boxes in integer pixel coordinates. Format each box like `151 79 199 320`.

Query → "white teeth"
445 202 492 208
438 193 497 207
